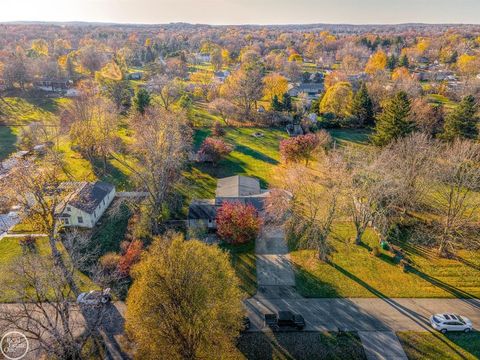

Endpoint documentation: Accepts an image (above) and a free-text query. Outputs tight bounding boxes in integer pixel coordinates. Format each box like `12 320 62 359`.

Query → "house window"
78 216 83 224
66 207 71 212
63 218 69 225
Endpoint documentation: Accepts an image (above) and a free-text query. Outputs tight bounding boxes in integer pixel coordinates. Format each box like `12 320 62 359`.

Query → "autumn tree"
320 81 353 118
125 233 243 359
263 73 289 101
365 51 387 75
442 95 478 140
147 75 182 111
116 107 192 233
216 202 262 244
209 98 236 125
372 91 414 146
190 71 215 101
220 65 263 120
280 132 329 165
198 137 233 165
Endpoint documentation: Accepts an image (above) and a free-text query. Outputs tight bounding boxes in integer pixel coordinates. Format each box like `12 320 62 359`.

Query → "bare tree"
431 139 480 257
209 98 236 126
147 74 182 111
113 107 192 233
0 232 112 360
268 153 346 261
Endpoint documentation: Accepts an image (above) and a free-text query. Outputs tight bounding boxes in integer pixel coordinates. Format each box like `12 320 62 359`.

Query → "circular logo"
1 331 29 360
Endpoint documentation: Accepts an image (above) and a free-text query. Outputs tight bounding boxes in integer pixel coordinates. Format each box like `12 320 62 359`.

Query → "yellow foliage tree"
125 233 243 360
320 81 353 118
31 39 49 56
365 51 387 75
263 73 289 101
457 54 478 76
288 53 303 62
392 67 410 81
99 61 123 81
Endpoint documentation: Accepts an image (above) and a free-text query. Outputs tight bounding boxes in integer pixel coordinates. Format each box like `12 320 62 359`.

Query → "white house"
58 182 116 228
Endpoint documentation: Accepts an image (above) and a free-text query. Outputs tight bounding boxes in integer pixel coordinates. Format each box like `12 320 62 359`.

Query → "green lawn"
0 126 18 160
236 331 366 360
0 237 96 302
220 241 257 298
329 129 372 147
180 126 288 213
291 223 480 298
397 331 480 360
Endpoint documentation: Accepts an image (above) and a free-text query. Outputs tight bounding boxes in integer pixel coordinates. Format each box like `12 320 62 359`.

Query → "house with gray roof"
57 181 116 228
188 175 270 229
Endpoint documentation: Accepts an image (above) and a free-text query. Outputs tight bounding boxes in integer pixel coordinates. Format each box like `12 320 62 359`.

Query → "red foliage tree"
118 240 143 277
279 133 321 165
216 201 262 245
198 137 233 165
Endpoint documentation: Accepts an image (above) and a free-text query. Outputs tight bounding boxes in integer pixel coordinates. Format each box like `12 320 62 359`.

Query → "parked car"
77 288 112 306
430 313 473 333
264 310 305 331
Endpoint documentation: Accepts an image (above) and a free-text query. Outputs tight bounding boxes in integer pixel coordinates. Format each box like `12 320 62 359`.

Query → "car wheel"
441 329 447 334
464 328 471 333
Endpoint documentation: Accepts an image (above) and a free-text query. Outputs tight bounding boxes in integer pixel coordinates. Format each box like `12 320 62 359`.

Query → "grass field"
397 331 480 360
220 241 257 298
236 331 366 360
0 236 96 302
291 223 480 298
0 126 18 160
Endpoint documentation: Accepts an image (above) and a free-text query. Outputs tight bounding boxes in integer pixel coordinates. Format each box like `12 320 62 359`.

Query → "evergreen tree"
271 94 283 111
442 95 478 140
372 91 414 146
399 54 409 68
387 54 397 70
282 93 293 112
351 83 374 127
134 88 151 115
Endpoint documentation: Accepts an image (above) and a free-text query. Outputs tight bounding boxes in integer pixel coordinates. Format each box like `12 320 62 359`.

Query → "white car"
430 313 473 333
77 288 112 306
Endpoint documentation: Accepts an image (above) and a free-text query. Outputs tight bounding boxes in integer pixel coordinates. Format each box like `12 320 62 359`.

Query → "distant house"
195 53 211 63
288 82 324 98
57 182 116 228
128 72 143 80
214 70 230 82
34 79 72 92
188 175 270 229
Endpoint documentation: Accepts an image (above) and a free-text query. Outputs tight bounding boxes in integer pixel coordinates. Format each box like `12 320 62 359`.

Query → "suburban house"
288 82 324 98
57 181 116 228
188 175 270 229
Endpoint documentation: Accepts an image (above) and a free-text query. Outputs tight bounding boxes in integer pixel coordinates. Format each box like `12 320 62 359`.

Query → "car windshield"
456 316 466 324
432 316 441 324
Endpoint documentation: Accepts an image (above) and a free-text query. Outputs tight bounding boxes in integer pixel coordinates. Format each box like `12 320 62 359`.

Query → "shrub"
279 133 322 165
118 240 143 277
212 122 226 137
216 201 262 245
100 252 121 274
197 137 233 165
19 235 36 252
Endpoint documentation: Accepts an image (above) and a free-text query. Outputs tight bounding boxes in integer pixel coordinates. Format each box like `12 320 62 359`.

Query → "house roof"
188 199 216 220
68 181 115 214
216 176 261 198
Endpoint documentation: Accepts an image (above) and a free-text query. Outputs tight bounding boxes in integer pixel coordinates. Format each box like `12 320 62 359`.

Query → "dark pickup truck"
264 311 305 331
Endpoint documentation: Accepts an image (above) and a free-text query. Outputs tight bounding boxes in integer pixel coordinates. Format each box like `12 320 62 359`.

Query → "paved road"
244 297 480 332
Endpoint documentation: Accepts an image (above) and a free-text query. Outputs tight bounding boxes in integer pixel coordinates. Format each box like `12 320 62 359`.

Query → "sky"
1 0 480 25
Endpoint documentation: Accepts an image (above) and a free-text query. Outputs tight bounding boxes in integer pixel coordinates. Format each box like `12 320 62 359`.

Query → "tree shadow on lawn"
220 241 257 297
0 125 17 160
91 158 133 191
234 144 279 165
